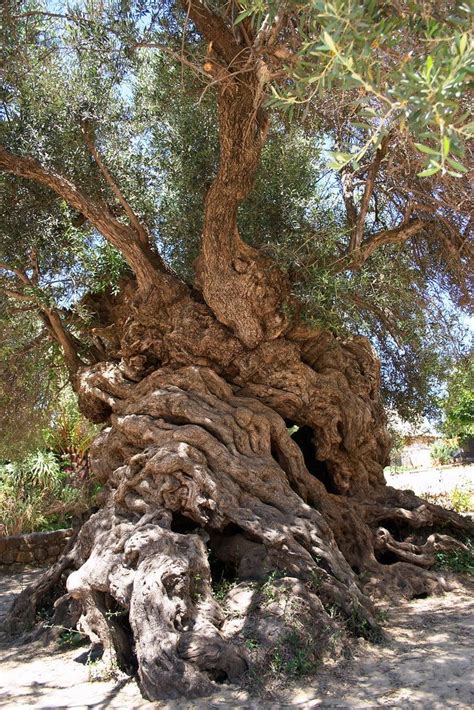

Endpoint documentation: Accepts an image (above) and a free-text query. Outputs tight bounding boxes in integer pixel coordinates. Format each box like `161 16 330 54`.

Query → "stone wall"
0 529 74 565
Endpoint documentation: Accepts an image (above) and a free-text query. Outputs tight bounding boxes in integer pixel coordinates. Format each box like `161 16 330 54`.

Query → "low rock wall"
0 529 74 565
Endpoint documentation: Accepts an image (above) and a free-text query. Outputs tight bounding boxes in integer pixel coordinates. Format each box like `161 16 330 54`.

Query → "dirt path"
384 464 474 499
0 567 473 709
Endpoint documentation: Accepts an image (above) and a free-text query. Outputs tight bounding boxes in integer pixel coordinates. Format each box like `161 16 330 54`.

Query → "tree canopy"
0 0 472 455
442 354 474 441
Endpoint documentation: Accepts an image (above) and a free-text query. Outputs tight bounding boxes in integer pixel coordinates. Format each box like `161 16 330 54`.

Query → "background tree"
1 0 472 700
442 355 474 442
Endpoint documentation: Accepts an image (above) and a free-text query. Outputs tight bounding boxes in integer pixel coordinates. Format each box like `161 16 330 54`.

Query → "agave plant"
47 396 98 481
23 450 63 489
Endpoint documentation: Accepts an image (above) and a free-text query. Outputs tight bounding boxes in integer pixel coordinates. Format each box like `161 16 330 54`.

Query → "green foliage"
133 44 469 421
430 440 458 466
450 485 473 513
257 569 286 604
17 450 63 488
244 638 260 651
268 628 319 678
0 459 60 535
0 394 101 534
0 306 63 459
213 578 235 601
434 538 474 575
47 390 98 461
442 356 474 441
0 453 102 534
241 0 472 177
283 630 319 677
422 480 473 513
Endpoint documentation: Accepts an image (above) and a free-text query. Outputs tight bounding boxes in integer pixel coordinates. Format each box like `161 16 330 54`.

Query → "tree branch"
3 288 34 303
341 170 358 230
133 41 209 78
349 134 390 253
1 274 85 375
359 219 424 263
14 329 50 356
0 145 166 291
331 219 424 273
0 260 31 285
43 309 84 376
29 250 40 284
348 293 402 345
10 11 80 21
173 1 290 349
184 0 245 66
81 121 150 247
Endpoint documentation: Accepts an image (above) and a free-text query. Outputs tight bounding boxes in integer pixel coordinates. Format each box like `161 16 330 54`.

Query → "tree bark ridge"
5 288 471 700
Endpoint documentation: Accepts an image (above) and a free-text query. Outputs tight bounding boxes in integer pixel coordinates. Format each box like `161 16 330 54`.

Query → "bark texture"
5 282 472 700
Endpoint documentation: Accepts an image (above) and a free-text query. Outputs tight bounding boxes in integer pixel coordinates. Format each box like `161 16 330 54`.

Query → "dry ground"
0 567 473 709
384 464 474 500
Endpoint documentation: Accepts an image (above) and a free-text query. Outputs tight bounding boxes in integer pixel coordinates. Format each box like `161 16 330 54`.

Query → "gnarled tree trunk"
5 280 471 699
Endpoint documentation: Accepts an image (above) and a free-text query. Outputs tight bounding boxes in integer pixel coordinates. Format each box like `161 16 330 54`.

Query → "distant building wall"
400 435 438 469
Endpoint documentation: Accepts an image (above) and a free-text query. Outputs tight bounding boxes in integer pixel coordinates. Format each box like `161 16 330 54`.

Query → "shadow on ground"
0 566 473 708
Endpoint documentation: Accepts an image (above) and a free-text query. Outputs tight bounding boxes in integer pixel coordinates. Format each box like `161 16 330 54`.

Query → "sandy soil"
1 567 473 709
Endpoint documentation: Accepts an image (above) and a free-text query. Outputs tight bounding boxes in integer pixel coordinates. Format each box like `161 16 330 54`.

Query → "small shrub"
47 396 98 480
0 450 103 535
423 485 473 513
244 638 260 651
434 538 474 575
430 440 458 465
450 486 473 513
256 569 287 605
279 628 318 677
213 579 234 601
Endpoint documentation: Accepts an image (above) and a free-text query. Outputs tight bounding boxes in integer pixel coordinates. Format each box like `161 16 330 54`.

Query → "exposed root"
2 543 77 635
4 363 472 700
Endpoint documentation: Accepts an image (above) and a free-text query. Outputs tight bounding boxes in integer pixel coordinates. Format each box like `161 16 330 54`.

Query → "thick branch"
341 170 358 231
29 250 40 284
3 287 34 302
0 145 165 291
81 121 150 248
177 3 290 348
1 275 85 375
351 135 391 250
43 310 84 376
0 260 31 285
348 293 402 345
184 1 244 66
358 219 424 264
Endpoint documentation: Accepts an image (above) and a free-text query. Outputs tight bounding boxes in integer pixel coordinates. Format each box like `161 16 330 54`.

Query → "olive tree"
1 1 472 699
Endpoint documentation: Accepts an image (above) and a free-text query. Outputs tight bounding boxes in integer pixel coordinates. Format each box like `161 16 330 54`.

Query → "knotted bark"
5 291 472 700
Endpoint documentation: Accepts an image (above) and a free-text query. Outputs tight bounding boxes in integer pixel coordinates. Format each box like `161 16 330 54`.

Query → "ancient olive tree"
1 0 473 700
